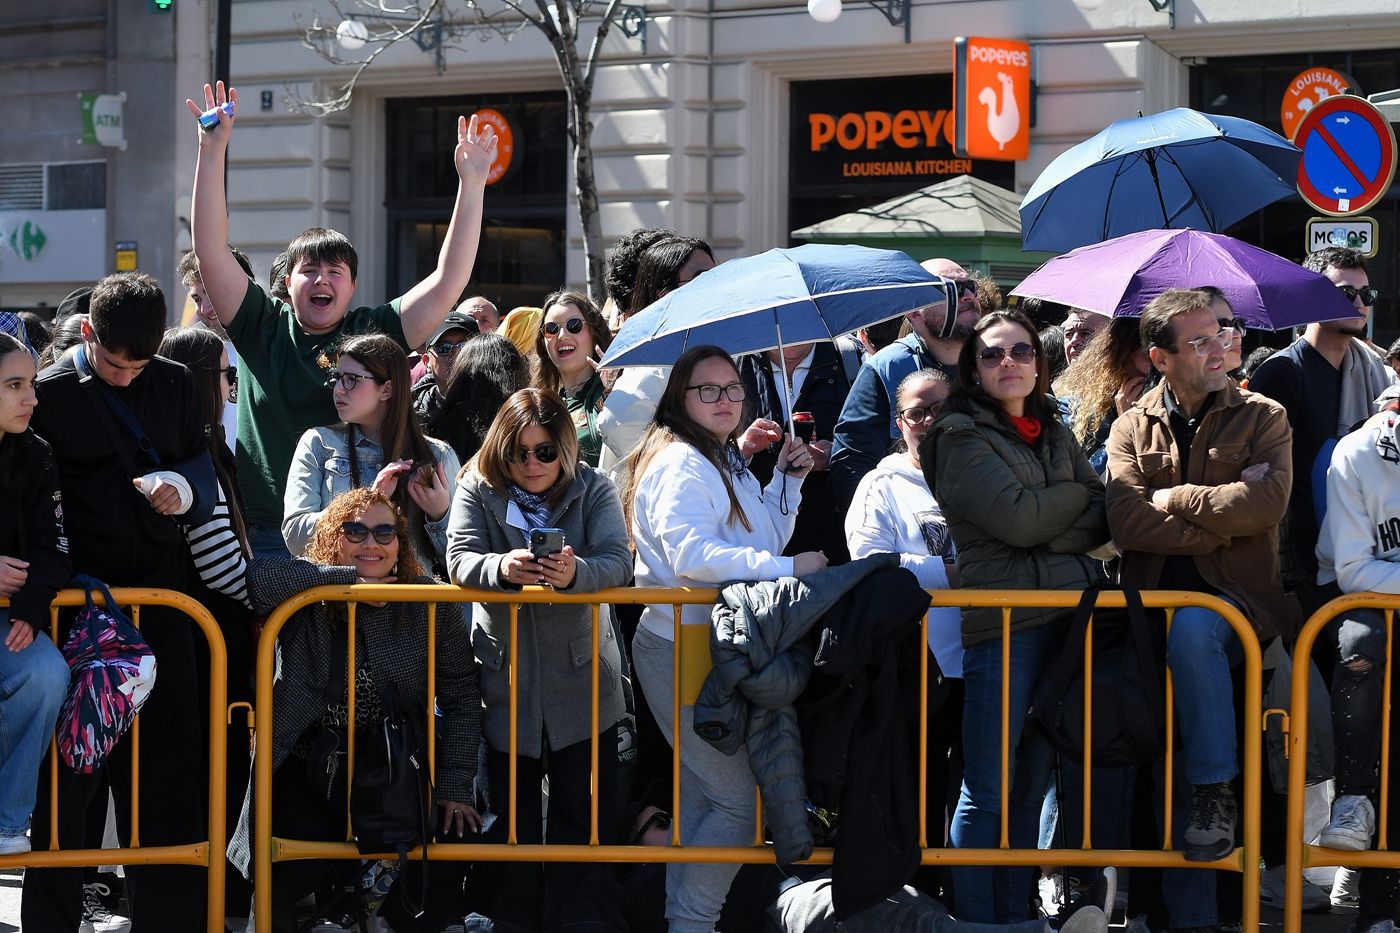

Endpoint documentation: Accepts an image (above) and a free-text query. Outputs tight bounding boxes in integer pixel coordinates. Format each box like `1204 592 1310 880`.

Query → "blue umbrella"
1020 108 1301 253
600 244 954 368
598 243 955 437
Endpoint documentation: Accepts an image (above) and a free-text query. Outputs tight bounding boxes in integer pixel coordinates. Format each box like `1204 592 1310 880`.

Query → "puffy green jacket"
921 394 1108 646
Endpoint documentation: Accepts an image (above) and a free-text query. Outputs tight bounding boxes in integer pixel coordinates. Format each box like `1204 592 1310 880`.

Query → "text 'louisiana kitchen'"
842 158 974 176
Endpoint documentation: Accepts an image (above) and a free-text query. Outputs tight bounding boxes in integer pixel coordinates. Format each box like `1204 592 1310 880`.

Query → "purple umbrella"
1010 228 1361 330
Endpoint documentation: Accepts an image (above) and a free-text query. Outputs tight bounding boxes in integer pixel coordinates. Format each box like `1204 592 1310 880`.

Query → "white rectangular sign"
0 209 106 284
1306 216 1379 259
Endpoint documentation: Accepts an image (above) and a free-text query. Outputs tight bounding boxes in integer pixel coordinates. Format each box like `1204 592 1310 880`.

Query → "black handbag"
1026 585 1166 769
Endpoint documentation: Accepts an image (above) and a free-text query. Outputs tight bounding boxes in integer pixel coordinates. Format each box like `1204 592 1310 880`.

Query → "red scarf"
1008 414 1042 446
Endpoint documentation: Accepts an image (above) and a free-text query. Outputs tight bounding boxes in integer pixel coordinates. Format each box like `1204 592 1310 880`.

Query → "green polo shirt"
227 280 406 527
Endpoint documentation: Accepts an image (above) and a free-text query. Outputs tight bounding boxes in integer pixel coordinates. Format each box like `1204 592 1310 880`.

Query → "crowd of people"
3 81 1400 933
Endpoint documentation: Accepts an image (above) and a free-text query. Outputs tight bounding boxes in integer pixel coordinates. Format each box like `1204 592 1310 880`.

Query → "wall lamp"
806 0 911 44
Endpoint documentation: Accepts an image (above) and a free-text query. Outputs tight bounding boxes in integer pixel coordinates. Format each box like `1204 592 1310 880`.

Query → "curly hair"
304 487 425 582
1056 317 1145 448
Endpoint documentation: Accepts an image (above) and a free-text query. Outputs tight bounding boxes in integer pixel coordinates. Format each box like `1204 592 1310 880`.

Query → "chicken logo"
1281 67 1353 140
978 72 1021 152
954 37 1030 161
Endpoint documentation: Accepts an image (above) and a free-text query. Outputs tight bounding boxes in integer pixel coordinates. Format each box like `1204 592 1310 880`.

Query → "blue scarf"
724 441 749 477
509 483 553 532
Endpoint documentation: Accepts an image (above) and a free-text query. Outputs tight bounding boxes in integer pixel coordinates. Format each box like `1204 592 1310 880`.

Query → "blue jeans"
0 612 71 836
951 620 1065 923
1165 606 1242 785
247 523 292 560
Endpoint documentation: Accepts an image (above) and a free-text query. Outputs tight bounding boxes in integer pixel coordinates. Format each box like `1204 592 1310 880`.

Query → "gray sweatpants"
633 625 760 933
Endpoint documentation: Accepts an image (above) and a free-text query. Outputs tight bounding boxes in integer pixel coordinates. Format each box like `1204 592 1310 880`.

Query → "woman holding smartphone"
621 345 825 933
446 387 633 932
282 333 460 569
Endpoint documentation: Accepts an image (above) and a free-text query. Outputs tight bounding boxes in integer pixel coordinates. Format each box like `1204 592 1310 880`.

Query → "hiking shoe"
1334 866 1360 908
1259 863 1330 912
1183 781 1237 862
1322 795 1376 851
80 880 132 933
0 832 31 855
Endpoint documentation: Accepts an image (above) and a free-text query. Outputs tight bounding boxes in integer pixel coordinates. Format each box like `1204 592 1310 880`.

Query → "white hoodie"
845 452 964 677
1317 409 1400 594
633 440 802 640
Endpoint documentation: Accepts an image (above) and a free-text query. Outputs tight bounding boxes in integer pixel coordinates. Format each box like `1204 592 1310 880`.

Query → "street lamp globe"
807 0 842 24
336 18 370 51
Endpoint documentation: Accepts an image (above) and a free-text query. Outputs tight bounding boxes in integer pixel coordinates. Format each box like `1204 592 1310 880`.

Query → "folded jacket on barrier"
691 554 931 916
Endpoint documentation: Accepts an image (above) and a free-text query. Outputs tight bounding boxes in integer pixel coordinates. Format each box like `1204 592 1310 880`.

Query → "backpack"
350 680 434 918
1027 585 1165 768
57 575 158 773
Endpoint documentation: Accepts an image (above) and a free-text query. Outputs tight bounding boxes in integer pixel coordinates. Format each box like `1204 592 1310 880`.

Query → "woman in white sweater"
621 345 825 933
844 367 965 855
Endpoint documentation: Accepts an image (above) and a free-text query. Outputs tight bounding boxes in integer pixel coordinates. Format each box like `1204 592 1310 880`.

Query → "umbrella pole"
1145 149 1171 227
774 318 796 443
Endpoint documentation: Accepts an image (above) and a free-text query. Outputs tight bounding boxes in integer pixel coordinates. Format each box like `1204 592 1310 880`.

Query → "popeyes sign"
953 36 1031 161
809 109 955 151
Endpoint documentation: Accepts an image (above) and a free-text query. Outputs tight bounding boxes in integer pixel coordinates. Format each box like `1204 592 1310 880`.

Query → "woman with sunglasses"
620 345 825 933
233 487 482 932
283 333 460 570
446 387 633 932
844 368 965 858
533 289 615 467
920 310 1108 923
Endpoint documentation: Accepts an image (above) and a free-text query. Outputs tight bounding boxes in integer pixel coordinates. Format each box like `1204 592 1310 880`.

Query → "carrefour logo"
7 221 47 261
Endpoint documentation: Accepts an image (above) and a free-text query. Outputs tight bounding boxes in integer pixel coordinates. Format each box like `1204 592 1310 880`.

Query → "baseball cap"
55 286 94 323
430 310 480 345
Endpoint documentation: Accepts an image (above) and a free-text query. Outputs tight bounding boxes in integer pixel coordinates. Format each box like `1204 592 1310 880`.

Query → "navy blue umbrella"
1019 108 1301 254
600 243 954 368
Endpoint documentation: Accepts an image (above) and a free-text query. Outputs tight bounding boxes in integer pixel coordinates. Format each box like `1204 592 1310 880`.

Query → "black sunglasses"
1338 284 1381 306
219 364 238 387
510 443 559 465
544 317 587 337
430 339 466 356
956 280 979 296
630 809 672 845
342 521 397 545
976 342 1037 367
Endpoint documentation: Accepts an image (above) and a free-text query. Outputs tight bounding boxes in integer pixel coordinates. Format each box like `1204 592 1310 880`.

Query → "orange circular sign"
1281 67 1353 141
475 108 516 185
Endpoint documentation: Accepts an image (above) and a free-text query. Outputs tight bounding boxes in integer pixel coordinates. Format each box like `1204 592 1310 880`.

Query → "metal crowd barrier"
0 588 228 933
253 584 1264 933
1284 593 1400 933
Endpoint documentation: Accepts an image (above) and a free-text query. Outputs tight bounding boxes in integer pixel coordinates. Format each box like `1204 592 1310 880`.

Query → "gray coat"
693 554 900 864
446 464 632 756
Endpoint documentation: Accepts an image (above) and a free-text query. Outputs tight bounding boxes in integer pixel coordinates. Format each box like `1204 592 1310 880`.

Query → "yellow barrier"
253 584 1264 933
1284 593 1400 933
0 588 228 933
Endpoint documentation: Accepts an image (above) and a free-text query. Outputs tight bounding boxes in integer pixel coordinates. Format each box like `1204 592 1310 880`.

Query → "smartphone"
197 102 235 131
530 528 565 561
792 411 816 444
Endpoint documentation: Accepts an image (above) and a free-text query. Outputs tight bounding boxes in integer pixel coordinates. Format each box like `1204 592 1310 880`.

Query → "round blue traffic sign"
1293 94 1396 216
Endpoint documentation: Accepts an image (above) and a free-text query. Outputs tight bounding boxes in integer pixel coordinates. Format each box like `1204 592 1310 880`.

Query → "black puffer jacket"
0 430 70 624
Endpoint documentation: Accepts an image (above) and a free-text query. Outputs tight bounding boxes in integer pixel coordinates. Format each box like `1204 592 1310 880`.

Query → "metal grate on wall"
0 161 105 211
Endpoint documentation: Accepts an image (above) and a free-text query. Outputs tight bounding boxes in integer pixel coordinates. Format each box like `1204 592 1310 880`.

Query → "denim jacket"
281 425 461 563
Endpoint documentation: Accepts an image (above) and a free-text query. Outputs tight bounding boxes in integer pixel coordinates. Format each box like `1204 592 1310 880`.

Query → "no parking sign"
1291 94 1396 216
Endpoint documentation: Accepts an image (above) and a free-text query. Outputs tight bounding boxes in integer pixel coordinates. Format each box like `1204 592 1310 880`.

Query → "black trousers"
472 731 626 932
23 610 207 932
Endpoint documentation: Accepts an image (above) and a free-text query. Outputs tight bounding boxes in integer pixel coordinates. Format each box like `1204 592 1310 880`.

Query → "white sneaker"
79 880 132 933
1321 794 1376 850
1059 906 1108 933
1361 921 1395 933
1334 865 1361 908
0 833 31 856
1259 863 1330 912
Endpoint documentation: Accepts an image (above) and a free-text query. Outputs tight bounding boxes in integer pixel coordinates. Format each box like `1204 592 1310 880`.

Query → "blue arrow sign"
1295 95 1397 215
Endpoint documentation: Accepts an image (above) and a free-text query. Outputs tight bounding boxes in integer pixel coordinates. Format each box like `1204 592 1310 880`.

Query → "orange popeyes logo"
474 108 515 185
1281 67 1352 141
954 36 1030 161
809 109 956 151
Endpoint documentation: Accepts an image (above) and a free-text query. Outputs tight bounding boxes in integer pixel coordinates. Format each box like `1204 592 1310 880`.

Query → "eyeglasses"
510 443 559 465
219 365 238 387
430 340 465 356
630 809 672 845
687 382 746 404
543 317 587 337
898 402 944 425
976 343 1037 367
1162 327 1237 357
341 521 397 545
330 370 379 391
1338 284 1381 306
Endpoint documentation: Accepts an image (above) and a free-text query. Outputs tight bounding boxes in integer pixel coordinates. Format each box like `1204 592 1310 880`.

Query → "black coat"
737 343 853 563
32 348 206 589
797 565 931 920
0 430 71 624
